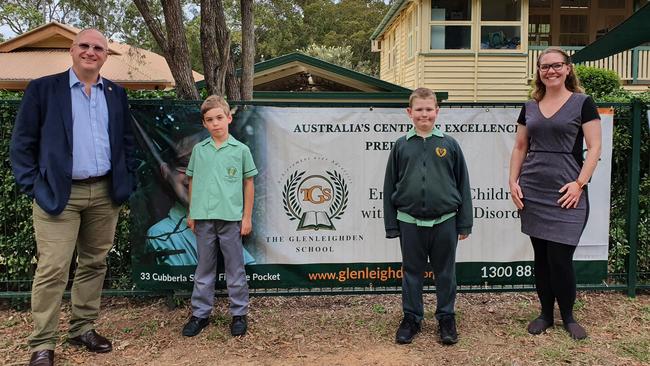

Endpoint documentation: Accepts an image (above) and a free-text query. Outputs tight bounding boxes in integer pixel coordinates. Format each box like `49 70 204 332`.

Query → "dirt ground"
1 292 649 366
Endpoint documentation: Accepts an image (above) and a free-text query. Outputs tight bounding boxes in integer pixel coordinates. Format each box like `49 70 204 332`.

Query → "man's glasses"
539 62 566 72
75 43 107 53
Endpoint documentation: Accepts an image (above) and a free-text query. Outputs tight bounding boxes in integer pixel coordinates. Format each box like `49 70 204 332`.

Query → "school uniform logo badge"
282 161 349 231
435 147 447 158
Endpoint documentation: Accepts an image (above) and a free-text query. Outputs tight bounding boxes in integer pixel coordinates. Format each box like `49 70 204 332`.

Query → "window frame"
477 0 525 53
427 0 474 52
406 9 416 60
424 0 526 53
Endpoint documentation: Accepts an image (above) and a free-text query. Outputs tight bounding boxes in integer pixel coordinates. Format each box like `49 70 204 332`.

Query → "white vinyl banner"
255 106 613 266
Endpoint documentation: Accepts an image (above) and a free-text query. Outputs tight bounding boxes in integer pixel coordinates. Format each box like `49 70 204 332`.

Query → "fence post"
626 99 642 297
631 47 639 83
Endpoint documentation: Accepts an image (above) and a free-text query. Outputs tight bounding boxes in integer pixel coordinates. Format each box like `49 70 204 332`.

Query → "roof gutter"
370 0 410 41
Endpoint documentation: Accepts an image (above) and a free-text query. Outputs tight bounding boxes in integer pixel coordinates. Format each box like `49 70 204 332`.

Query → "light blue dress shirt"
69 68 111 179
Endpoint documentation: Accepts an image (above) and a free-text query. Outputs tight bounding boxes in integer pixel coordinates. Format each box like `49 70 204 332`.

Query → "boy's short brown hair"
408 88 438 108
200 94 231 117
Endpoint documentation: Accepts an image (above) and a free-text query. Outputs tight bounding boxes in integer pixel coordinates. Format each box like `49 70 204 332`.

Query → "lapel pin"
108 86 112 91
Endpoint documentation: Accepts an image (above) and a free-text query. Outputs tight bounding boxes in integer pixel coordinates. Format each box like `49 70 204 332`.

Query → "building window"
560 14 589 45
481 0 521 21
480 26 521 49
560 0 589 8
391 31 397 69
429 0 472 50
407 11 414 58
479 0 522 50
598 0 625 8
386 33 392 69
530 0 552 8
431 0 471 20
529 14 551 46
430 26 472 49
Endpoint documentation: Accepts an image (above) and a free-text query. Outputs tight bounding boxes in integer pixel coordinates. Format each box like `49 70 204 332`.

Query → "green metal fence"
0 99 647 300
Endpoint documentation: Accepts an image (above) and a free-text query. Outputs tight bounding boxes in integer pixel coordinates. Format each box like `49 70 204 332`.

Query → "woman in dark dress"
509 48 602 340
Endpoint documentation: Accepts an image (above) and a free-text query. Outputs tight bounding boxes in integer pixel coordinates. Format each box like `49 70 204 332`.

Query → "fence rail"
0 99 647 299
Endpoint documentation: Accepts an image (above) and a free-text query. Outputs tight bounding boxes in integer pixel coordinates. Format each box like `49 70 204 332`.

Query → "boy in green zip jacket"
384 88 473 345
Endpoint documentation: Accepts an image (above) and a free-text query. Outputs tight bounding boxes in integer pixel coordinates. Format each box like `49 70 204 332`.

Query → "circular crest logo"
282 166 349 231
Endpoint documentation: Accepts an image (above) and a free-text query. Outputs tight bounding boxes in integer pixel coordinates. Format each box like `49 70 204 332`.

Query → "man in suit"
10 29 136 366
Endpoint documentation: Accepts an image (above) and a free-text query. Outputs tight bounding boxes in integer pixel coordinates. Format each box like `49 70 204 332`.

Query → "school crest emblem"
435 147 447 158
282 169 348 231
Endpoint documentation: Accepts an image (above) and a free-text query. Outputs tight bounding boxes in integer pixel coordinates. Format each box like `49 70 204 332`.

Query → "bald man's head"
73 29 108 47
70 29 109 81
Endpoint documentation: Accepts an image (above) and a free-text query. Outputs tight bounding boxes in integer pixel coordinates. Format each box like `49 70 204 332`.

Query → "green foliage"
254 0 388 76
301 0 387 76
299 44 374 75
0 90 23 99
575 65 624 99
126 89 177 100
0 0 53 34
0 0 144 41
600 92 650 280
0 99 35 291
371 303 386 314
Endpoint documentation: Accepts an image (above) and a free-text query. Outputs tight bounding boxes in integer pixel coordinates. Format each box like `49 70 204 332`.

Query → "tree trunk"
240 0 254 101
214 0 241 101
133 0 199 100
216 33 231 96
200 0 219 96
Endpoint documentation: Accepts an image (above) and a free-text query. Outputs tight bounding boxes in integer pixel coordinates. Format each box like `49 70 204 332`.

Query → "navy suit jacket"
10 70 137 215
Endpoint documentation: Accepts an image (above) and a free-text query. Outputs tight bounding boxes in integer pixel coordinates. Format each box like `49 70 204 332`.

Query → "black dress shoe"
68 329 113 353
438 315 458 345
230 315 247 337
182 316 209 337
395 314 421 344
29 350 54 366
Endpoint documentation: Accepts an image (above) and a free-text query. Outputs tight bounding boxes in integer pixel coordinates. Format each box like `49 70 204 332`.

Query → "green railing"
0 99 647 299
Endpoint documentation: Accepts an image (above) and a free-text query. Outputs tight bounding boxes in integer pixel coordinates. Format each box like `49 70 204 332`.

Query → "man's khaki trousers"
29 179 120 351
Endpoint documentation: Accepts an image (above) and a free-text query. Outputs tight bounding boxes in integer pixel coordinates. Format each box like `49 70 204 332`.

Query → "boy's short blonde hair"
408 88 438 108
200 95 231 117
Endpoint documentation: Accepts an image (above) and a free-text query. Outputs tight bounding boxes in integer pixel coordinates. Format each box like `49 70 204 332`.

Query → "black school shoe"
395 313 421 344
527 317 554 335
564 322 587 340
230 315 248 337
438 315 458 345
182 316 209 337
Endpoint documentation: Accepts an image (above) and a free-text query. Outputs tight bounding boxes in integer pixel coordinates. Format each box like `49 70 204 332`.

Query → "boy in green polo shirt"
181 95 258 338
383 88 473 345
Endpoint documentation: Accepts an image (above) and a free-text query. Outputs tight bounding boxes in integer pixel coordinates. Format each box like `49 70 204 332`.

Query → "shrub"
575 65 623 99
604 93 650 280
